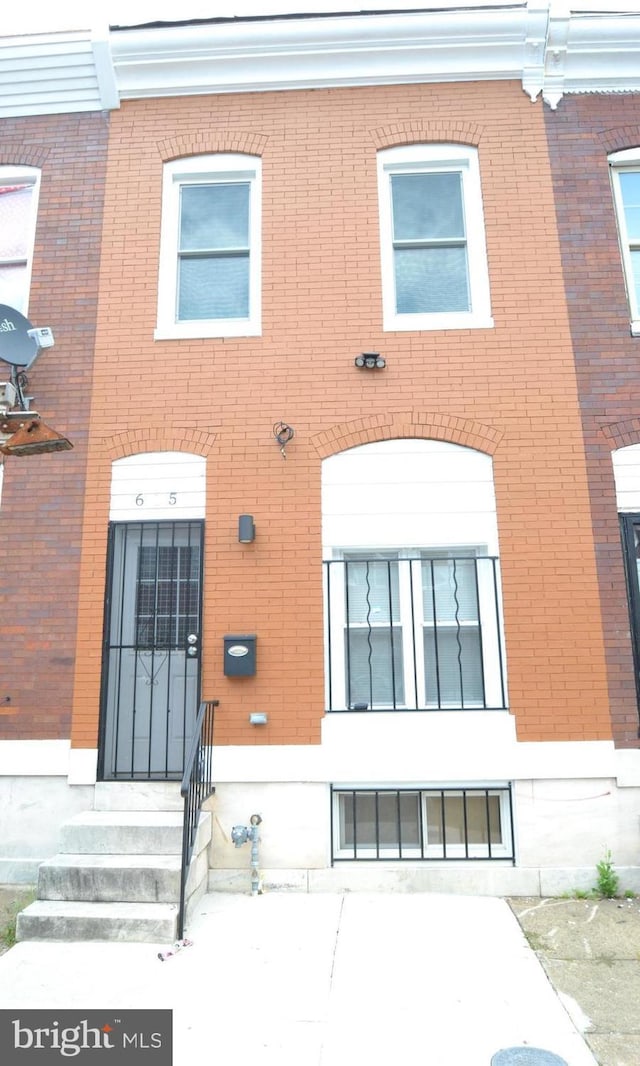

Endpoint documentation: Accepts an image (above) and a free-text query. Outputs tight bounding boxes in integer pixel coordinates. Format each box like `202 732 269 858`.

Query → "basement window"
331 786 514 862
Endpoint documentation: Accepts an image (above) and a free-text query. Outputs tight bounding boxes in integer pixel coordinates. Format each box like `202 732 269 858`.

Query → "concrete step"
16 900 177 943
37 854 181 903
94 782 183 812
59 811 185 855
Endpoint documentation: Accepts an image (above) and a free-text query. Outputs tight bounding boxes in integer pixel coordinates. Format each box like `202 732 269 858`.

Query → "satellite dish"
0 304 39 368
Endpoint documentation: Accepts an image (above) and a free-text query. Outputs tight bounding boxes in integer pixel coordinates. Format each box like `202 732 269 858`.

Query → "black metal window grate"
136 544 200 648
331 786 515 863
324 555 507 712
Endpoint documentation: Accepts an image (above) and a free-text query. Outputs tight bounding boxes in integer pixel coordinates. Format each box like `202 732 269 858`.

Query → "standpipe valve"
231 814 263 895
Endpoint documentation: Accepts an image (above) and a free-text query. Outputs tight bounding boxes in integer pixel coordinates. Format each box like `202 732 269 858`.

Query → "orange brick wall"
70 80 611 749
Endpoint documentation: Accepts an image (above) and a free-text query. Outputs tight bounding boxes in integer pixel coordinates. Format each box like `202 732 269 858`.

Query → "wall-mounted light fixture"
238 514 256 543
0 416 72 456
355 352 386 369
249 712 268 726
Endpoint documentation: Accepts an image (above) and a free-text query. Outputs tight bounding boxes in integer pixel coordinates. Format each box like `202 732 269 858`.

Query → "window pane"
0 184 33 261
394 246 470 313
426 793 501 847
178 255 249 320
339 792 420 853
346 626 404 707
179 183 249 251
422 558 479 624
391 172 464 241
0 263 27 313
630 249 640 311
619 171 640 240
136 545 200 647
345 559 400 623
423 626 483 706
353 792 375 847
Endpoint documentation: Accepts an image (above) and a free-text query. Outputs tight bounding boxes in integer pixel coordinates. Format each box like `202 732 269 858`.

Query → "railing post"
177 699 218 941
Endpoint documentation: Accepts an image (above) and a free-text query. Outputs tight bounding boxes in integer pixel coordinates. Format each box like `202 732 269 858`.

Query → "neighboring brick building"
545 97 640 751
3 4 640 895
0 28 114 879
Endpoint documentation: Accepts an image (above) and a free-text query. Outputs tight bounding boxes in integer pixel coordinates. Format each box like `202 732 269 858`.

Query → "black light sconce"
238 514 256 543
355 351 386 369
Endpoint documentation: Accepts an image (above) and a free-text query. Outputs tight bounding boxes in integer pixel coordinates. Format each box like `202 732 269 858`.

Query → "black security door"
620 513 640 716
99 520 203 779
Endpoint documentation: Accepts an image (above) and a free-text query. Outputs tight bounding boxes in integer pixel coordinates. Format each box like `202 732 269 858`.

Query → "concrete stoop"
16 800 211 945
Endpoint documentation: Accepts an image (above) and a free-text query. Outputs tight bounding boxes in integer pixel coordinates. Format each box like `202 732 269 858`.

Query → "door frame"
97 518 204 781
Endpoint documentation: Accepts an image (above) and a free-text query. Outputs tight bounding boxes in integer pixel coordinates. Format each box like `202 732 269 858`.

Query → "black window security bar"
323 556 507 712
331 786 515 863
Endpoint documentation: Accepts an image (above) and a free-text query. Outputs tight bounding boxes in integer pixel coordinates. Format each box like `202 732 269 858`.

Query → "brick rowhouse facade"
545 97 640 749
5 7 640 895
0 112 108 739
68 80 612 753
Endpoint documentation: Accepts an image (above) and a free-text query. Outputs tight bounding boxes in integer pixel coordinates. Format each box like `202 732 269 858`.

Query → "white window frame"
325 546 506 711
0 165 41 315
156 154 261 340
610 148 640 336
377 144 493 332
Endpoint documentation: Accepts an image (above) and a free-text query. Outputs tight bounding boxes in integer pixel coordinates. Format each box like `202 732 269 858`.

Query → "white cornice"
1 5 640 118
109 5 640 108
110 8 531 98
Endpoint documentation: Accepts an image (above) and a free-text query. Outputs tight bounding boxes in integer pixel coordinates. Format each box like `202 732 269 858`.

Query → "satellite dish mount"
0 304 71 456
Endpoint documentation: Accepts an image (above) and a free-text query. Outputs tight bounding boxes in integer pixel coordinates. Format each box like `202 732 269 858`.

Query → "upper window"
610 148 640 336
377 145 493 332
156 154 261 339
0 165 40 314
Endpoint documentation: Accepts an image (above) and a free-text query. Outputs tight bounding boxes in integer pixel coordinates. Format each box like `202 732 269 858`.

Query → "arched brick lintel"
102 427 217 461
310 412 502 459
600 419 640 452
157 132 269 161
0 145 50 168
598 127 640 155
370 121 484 150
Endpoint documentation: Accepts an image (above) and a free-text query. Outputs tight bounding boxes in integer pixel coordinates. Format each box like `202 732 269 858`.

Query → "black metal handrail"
177 699 218 939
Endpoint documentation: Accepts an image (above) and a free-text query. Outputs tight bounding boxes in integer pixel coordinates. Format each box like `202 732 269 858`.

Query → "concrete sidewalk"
0 893 596 1066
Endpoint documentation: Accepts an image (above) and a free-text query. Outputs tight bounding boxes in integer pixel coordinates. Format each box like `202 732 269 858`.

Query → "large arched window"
322 439 506 711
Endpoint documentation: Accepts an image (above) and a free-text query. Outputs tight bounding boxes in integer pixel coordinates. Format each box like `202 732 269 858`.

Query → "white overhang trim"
110 4 640 107
111 9 528 98
1 4 640 116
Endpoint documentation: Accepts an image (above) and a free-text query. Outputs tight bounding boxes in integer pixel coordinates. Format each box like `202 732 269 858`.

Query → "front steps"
16 791 211 944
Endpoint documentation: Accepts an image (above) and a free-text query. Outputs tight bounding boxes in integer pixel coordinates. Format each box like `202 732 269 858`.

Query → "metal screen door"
99 520 203 780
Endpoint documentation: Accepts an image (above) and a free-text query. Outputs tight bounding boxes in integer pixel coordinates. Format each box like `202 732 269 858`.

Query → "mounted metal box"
224 634 257 677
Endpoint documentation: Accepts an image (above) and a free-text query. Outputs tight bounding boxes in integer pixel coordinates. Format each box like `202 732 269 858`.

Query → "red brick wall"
545 97 640 747
0 112 108 738
70 81 611 749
